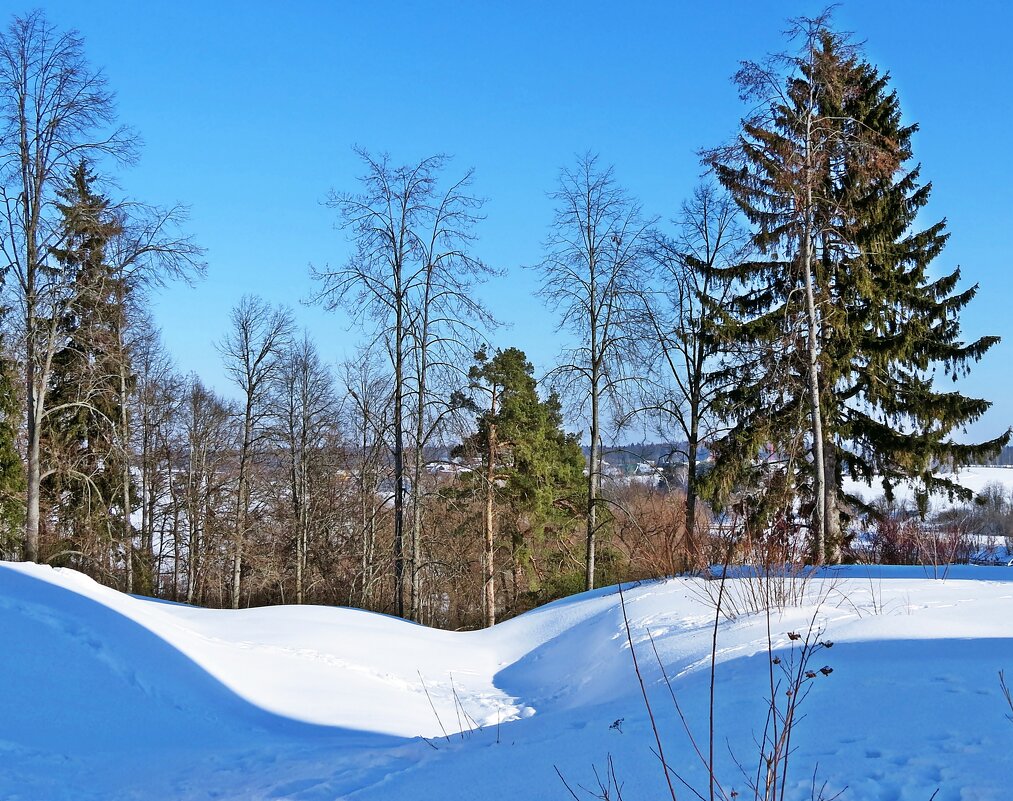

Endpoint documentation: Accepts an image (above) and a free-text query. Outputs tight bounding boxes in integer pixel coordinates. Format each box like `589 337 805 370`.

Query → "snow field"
842 465 1013 511
1 561 1012 799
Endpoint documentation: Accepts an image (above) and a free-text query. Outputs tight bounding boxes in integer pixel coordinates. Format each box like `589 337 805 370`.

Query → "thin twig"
650 746 708 801
417 670 450 742
647 628 729 801
449 672 474 737
1000 670 1013 722
554 765 581 801
617 581 678 801
710 546 733 801
451 682 466 739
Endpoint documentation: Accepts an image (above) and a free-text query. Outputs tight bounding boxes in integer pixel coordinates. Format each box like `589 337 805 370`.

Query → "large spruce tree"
827 54 1010 516
705 17 1008 560
44 162 133 573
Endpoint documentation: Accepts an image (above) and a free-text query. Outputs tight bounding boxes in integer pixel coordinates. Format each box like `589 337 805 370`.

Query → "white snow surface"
2 560 1013 800
842 465 1013 510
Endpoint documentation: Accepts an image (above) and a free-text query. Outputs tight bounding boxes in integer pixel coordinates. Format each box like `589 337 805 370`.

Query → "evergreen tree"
824 49 1010 518
457 347 584 621
704 20 877 557
705 17 1008 559
44 161 133 575
0 340 25 557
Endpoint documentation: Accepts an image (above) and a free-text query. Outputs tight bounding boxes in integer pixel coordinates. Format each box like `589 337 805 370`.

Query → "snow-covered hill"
2 561 1012 800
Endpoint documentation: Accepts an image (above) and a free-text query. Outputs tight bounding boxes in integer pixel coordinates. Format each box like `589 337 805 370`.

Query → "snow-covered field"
2 561 1012 800
843 465 1013 511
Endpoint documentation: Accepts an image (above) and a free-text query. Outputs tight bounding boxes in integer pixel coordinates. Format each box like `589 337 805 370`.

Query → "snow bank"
2 561 1012 799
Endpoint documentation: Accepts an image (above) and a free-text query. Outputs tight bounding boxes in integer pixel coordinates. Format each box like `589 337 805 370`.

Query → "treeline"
979 446 1013 468
0 10 1006 628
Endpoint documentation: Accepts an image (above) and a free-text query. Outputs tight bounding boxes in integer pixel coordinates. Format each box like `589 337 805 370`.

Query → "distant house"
585 458 624 479
425 458 475 478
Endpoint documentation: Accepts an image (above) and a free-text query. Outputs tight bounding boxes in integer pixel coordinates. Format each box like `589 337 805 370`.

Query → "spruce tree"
705 17 1008 559
44 162 132 574
825 51 1010 517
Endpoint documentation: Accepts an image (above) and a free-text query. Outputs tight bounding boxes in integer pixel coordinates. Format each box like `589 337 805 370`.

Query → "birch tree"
218 296 293 608
274 333 339 604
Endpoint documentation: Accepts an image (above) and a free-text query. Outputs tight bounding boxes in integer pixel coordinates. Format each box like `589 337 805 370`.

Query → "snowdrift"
2 561 1012 800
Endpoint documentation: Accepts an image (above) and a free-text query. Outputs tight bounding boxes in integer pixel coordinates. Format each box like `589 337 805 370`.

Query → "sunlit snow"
2 561 1012 799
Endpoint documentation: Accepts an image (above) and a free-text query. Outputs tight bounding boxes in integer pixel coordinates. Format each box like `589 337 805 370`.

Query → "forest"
0 8 1007 631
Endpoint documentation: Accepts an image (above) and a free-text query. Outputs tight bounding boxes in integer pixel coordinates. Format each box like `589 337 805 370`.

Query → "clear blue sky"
23 1 1013 443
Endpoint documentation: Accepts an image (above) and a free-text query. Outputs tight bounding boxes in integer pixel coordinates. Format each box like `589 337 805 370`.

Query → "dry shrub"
865 511 974 574
697 514 824 619
609 484 708 579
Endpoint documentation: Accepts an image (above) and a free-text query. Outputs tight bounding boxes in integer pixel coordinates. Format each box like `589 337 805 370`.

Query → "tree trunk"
24 257 41 562
360 420 373 608
411 378 425 622
801 235 827 565
586 421 599 591
802 101 827 565
119 359 133 594
484 417 497 628
231 398 253 609
824 446 843 563
392 306 406 618
292 453 303 605
296 419 310 604
686 418 699 570
586 269 600 592
25 412 41 562
140 414 151 594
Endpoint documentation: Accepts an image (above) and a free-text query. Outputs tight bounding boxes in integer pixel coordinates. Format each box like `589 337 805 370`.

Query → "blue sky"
24 1 1013 442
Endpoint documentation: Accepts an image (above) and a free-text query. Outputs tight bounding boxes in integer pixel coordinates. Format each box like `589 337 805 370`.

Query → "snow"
2 561 1013 800
843 465 1013 511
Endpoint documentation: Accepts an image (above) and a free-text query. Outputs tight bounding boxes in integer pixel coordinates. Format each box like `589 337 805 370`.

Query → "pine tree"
458 347 584 622
705 16 1008 559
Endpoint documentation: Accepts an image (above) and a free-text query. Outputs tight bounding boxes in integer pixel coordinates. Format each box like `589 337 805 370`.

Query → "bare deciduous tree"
180 376 234 606
641 184 745 562
341 350 393 610
274 332 339 604
0 10 136 561
218 295 293 608
106 205 204 591
534 153 654 590
313 149 491 619
130 328 181 596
